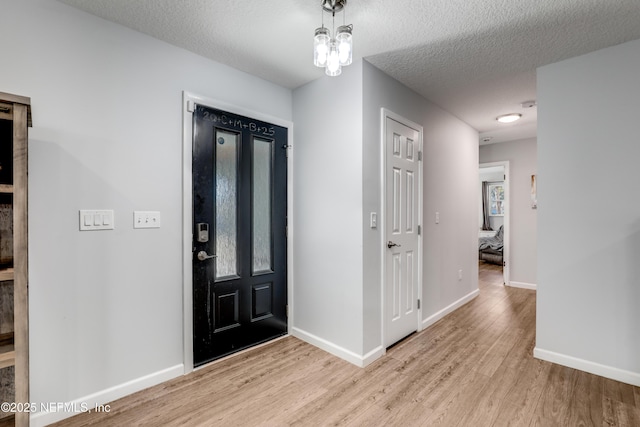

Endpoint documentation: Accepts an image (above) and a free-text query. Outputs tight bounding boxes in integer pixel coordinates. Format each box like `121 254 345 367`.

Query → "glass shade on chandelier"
313 0 353 76
336 25 352 66
313 27 330 67
326 41 341 76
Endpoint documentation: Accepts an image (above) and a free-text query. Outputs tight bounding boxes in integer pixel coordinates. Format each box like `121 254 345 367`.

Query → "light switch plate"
79 210 115 231
134 211 161 229
370 212 377 228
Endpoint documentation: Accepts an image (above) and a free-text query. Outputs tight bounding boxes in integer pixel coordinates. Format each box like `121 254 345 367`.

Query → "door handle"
197 250 218 261
387 241 401 249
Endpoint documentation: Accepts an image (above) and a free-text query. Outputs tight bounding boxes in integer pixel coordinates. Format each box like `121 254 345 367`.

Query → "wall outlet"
435 211 440 224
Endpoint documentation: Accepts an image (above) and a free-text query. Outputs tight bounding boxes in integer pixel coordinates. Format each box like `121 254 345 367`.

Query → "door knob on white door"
387 241 401 249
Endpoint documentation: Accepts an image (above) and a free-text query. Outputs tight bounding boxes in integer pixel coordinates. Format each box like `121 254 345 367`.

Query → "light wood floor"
52 262 640 426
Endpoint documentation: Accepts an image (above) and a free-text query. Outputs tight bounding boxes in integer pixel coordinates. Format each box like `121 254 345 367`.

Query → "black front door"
192 105 287 366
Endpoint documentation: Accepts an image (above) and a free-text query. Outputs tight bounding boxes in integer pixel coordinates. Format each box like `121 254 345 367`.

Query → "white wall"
292 61 479 363
480 139 537 285
0 0 292 423
291 62 365 361
536 39 640 385
362 62 479 347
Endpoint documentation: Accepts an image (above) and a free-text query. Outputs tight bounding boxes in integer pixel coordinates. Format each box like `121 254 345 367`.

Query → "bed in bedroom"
479 225 503 265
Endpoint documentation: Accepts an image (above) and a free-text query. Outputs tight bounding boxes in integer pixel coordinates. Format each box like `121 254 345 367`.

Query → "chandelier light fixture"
314 0 353 77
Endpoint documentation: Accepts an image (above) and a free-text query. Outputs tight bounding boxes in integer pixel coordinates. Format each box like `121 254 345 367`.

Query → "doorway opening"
479 162 509 285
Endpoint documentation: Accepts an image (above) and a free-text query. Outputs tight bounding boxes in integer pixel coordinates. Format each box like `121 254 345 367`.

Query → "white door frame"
181 91 294 373
479 161 510 285
380 108 424 348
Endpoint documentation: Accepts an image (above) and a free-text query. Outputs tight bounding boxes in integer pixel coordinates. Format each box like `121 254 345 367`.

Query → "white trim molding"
291 327 384 368
30 365 184 427
422 289 480 329
534 348 640 387
508 281 537 290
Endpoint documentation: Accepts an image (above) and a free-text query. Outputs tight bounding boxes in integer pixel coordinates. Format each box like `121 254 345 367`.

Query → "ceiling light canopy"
496 113 522 123
314 0 353 77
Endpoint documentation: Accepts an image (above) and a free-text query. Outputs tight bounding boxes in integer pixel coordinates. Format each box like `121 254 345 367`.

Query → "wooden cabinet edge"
1 93 30 427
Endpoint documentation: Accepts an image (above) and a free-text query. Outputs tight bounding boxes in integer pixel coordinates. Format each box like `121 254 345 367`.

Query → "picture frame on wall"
531 174 537 209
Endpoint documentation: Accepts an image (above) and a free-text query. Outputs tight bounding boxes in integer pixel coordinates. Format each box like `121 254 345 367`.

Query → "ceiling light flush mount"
314 0 353 77
496 113 522 123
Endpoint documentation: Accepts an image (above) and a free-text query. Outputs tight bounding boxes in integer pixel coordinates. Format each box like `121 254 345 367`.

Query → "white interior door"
384 115 422 347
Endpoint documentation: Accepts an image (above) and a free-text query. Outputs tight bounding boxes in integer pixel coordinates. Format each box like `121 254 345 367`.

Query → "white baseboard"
291 327 384 368
508 281 537 290
534 347 640 387
421 289 480 329
362 345 385 367
30 364 184 427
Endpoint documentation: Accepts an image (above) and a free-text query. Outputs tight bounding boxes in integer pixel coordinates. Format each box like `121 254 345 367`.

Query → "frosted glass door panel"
215 130 239 279
252 138 273 274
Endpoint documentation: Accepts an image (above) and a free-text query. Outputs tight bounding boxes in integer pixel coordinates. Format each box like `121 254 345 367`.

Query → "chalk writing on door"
201 109 275 137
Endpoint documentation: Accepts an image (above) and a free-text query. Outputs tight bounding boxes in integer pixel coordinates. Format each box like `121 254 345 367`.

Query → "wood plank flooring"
53 262 640 426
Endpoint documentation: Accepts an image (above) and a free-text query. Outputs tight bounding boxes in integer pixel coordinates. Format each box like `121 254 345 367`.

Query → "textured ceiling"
57 0 640 144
